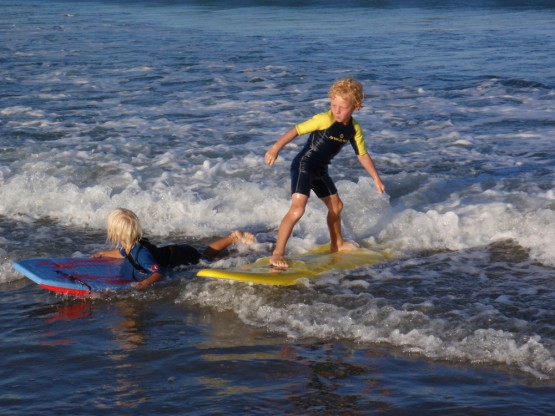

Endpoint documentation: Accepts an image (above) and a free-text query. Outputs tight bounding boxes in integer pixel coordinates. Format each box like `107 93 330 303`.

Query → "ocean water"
1 0 555 414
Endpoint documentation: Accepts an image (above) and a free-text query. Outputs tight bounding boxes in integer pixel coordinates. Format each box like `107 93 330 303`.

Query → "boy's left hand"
265 149 278 165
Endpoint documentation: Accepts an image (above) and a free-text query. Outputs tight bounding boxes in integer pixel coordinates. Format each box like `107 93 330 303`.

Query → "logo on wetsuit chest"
328 133 349 143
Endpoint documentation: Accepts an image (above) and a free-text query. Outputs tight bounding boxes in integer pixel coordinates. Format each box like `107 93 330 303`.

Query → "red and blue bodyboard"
12 257 134 297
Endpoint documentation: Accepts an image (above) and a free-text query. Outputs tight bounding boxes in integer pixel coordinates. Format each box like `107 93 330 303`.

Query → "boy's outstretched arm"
92 249 124 259
265 127 298 166
135 272 163 290
358 153 386 194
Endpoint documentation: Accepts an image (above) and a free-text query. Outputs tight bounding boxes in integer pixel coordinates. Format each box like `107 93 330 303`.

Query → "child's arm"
91 249 124 259
358 153 386 194
265 127 298 166
134 272 163 290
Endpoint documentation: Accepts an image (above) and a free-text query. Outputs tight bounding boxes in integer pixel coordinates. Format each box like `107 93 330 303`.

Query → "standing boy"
264 78 385 268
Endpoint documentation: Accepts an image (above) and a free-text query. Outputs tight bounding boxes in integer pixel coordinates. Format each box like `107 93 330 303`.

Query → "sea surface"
1 0 555 414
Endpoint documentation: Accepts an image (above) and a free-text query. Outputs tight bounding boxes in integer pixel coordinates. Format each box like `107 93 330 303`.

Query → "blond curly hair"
328 77 364 110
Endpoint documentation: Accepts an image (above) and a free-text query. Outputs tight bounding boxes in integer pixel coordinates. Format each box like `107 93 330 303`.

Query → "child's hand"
134 273 162 290
134 281 148 290
375 179 386 194
265 128 298 166
265 148 279 166
91 249 123 259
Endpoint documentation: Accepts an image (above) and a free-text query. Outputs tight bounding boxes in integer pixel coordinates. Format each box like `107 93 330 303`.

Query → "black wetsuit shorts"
290 160 337 198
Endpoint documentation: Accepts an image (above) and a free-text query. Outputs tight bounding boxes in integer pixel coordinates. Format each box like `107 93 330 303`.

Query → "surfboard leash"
55 270 93 292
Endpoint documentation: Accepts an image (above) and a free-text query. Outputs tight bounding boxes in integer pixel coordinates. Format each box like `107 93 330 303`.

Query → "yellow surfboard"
197 245 392 285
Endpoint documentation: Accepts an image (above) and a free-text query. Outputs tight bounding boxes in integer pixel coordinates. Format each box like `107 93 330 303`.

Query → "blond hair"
328 77 364 110
106 208 142 253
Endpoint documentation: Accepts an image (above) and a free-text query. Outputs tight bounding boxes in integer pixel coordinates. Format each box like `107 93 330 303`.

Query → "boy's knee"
337 199 344 212
288 206 305 221
330 199 343 215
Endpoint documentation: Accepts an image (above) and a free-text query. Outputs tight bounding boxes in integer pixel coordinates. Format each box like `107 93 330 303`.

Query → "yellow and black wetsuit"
291 110 367 198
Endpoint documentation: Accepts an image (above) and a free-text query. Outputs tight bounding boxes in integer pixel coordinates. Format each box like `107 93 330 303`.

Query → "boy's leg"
271 193 308 268
321 194 356 253
321 194 343 252
203 231 256 260
203 235 234 259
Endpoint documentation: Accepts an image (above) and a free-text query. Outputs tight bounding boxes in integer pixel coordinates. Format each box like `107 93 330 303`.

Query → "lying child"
93 208 255 289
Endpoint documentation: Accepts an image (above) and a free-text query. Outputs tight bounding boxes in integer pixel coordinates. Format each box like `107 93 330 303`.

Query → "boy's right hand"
265 127 298 166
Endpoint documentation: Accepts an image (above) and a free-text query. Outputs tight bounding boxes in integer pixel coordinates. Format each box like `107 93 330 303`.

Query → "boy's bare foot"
230 230 256 245
270 253 289 268
337 240 360 252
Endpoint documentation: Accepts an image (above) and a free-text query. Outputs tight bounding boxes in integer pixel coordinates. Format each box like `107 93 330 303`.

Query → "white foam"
178 279 555 379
